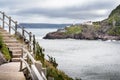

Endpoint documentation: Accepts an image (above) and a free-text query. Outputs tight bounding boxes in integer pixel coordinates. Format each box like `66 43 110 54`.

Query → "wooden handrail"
21 48 47 80
0 11 33 51
23 48 36 63
20 58 35 80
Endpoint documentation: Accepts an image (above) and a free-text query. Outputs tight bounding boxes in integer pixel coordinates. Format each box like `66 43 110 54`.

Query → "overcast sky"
0 0 120 24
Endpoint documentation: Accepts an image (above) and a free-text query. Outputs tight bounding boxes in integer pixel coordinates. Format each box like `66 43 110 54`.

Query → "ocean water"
24 28 120 80
4 25 120 80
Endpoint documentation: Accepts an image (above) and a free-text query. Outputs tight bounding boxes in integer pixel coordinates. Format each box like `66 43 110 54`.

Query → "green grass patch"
64 26 82 35
0 34 11 61
45 61 73 80
107 26 120 36
93 24 101 30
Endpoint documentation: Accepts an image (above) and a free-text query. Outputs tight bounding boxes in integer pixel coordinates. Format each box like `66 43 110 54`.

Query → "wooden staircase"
0 11 47 80
0 27 22 62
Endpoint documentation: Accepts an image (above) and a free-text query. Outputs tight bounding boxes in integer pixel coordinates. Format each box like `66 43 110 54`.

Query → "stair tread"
12 58 21 62
4 40 18 43
11 49 22 51
0 72 26 80
12 54 21 58
9 47 22 50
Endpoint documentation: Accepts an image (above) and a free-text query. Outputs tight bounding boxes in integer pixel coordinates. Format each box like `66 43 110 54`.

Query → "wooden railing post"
29 32 32 52
33 35 36 55
15 21 17 35
2 12 5 28
20 48 23 71
22 27 25 43
9 16 11 34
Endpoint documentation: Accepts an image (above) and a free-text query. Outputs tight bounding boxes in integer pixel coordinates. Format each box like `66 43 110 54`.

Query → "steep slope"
108 5 120 26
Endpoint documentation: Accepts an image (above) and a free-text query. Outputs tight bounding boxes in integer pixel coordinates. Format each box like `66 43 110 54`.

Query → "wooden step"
4 40 18 43
9 47 22 50
12 53 21 58
0 72 26 80
6 43 22 47
1 34 13 38
0 32 9 34
12 58 20 62
3 37 15 40
0 29 7 32
2 37 13 40
11 58 27 62
1 34 12 37
0 32 10 34
11 49 22 54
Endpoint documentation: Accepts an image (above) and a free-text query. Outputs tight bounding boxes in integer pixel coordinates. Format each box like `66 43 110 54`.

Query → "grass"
45 60 73 80
93 24 101 30
64 25 82 35
107 26 120 36
0 34 11 61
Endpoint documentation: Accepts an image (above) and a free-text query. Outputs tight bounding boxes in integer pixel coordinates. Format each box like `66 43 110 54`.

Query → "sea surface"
5 25 120 80
25 28 120 80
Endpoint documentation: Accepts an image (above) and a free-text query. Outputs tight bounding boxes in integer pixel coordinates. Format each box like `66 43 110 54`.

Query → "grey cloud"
1 0 119 21
0 0 19 7
14 0 116 20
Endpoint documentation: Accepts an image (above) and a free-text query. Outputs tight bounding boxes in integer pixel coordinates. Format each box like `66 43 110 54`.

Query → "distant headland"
44 4 120 40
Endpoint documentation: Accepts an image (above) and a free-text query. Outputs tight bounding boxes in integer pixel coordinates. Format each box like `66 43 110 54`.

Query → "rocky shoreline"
43 31 120 40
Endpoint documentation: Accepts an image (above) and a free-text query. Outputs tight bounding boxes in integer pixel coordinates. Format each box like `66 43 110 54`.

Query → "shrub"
35 42 45 66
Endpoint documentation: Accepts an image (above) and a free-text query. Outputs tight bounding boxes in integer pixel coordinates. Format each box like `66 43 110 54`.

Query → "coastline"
43 31 120 41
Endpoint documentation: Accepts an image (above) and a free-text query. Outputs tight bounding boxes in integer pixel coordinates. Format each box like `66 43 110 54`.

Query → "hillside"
108 4 120 26
44 4 120 40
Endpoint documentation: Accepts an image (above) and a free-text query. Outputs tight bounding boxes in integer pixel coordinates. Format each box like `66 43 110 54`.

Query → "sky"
0 0 120 24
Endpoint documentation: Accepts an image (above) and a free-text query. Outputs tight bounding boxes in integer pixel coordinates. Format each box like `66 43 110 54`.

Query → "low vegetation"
0 34 11 61
107 26 120 36
64 25 82 35
35 42 73 80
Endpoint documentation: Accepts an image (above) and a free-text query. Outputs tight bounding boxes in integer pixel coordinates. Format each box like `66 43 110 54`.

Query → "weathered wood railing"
20 48 47 80
0 11 47 80
0 11 34 52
